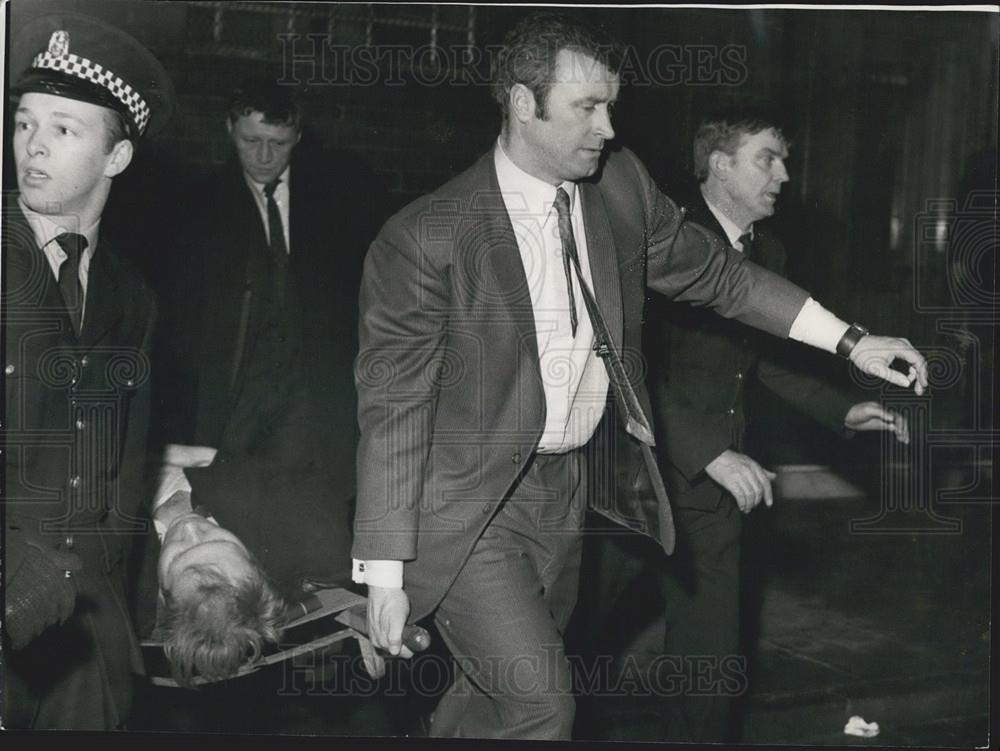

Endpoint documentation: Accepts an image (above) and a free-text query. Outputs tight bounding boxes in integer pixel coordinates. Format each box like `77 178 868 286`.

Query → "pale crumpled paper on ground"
844 715 880 738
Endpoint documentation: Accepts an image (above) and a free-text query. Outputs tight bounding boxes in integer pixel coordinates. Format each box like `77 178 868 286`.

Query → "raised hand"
844 402 910 444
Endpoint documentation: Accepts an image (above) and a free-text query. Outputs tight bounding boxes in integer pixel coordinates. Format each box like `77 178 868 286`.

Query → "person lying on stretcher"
151 445 381 686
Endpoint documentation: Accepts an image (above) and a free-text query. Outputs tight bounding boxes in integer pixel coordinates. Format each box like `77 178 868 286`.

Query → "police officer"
3 11 173 729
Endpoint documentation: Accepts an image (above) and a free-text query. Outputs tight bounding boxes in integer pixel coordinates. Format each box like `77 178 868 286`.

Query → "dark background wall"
7 0 997 457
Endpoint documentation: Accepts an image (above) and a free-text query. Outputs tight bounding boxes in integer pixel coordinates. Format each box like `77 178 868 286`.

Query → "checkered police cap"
11 11 174 137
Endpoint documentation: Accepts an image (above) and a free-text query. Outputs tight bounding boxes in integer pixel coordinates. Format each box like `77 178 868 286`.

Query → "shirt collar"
701 187 751 248
18 197 99 258
244 164 291 196
494 140 577 224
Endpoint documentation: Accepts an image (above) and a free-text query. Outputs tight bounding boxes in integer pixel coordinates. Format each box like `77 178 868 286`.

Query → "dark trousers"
429 450 587 739
661 499 743 742
575 495 743 743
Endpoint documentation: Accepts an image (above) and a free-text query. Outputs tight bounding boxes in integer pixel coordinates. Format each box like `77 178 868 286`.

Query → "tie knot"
737 232 753 253
264 178 281 198
54 232 88 262
554 186 572 218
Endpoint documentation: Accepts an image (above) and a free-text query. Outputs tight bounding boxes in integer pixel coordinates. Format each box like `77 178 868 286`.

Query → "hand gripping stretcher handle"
296 593 432 653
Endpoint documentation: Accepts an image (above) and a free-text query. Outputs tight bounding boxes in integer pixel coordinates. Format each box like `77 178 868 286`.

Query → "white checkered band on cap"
31 49 151 133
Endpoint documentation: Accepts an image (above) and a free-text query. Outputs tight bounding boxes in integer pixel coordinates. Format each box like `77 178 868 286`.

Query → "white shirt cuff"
352 559 404 588
787 297 851 354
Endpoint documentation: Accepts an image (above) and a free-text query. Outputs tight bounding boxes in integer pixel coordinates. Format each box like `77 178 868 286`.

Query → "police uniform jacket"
3 191 155 727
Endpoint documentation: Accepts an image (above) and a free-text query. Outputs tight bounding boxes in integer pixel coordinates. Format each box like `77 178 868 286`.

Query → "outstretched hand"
844 402 910 444
849 336 928 395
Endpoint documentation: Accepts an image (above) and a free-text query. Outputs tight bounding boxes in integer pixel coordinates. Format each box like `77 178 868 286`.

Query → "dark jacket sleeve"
755 347 856 435
655 393 735 482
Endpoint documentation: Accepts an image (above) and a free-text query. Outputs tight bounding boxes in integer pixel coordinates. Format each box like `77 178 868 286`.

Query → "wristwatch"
836 323 869 358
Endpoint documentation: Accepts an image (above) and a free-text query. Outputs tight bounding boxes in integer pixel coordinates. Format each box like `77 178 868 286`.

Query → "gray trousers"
429 450 587 739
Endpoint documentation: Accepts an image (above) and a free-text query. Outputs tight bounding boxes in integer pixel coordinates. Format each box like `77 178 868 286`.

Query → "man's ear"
708 150 731 181
509 83 537 125
104 139 134 178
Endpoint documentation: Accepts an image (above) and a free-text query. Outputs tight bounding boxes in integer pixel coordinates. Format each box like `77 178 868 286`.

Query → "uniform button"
75 419 86 430
736 372 743 380
69 475 81 489
727 408 736 416
512 452 522 463
80 356 89 368
126 379 135 387
65 534 74 549
4 364 14 375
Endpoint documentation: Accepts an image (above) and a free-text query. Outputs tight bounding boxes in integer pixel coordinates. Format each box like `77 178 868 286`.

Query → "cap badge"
47 30 70 57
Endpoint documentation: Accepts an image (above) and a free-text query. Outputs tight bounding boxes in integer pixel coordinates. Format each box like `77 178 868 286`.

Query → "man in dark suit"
352 13 927 740
2 11 173 729
153 81 377 592
583 112 913 743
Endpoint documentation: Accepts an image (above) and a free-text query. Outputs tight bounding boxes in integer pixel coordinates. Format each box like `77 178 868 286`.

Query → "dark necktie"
553 187 655 446
737 231 754 256
54 232 87 334
263 178 289 265
554 190 580 337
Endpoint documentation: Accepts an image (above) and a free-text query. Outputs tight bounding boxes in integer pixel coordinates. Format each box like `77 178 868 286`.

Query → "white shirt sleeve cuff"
352 559 404 588
787 297 851 354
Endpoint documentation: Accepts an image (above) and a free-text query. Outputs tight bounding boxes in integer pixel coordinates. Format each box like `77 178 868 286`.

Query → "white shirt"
20 199 99 324
493 140 611 453
151 444 219 540
243 165 291 252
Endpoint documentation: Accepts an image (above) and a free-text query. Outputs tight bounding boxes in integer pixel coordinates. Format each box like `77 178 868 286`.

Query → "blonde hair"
160 564 287 688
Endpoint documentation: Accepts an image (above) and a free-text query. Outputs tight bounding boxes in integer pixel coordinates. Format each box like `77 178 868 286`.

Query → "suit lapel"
579 181 624 352
687 191 732 249
80 241 124 349
475 154 542 377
